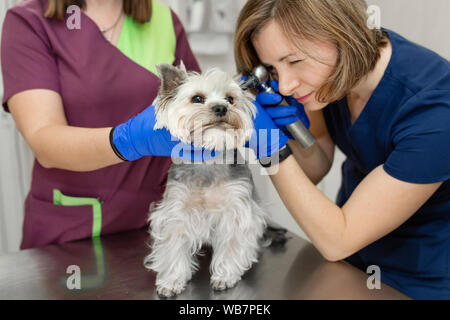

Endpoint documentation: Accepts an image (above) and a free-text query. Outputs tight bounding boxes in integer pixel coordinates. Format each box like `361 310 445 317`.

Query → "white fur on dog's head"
154 63 256 151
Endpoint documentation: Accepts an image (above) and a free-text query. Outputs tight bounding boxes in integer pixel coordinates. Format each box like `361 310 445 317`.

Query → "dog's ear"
154 64 187 129
178 60 187 73
156 64 187 95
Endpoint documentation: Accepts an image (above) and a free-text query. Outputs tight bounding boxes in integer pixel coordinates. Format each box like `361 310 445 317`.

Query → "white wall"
0 0 32 255
0 0 449 254
367 0 450 60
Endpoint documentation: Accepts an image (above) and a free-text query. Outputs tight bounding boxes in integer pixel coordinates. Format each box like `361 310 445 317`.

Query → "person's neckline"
78 9 161 80
80 8 126 47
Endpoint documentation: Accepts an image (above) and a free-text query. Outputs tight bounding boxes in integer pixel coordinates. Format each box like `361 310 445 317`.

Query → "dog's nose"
212 105 228 117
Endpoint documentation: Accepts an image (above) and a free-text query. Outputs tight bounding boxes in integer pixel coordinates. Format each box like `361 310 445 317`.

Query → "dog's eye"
225 96 234 104
191 95 205 104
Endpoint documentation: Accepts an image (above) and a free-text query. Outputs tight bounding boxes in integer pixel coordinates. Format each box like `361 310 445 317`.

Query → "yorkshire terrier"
143 63 267 297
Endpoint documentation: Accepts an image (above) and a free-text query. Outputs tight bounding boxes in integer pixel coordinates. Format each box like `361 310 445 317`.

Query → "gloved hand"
246 100 289 160
111 105 218 162
256 80 310 140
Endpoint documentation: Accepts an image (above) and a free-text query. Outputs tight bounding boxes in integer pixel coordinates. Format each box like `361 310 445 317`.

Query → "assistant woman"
1 0 202 249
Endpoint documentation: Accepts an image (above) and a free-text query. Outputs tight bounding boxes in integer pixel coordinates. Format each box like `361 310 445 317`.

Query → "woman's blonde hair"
234 0 388 103
45 0 153 24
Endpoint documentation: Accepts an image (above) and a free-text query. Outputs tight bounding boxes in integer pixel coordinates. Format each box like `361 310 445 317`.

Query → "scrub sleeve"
1 0 200 249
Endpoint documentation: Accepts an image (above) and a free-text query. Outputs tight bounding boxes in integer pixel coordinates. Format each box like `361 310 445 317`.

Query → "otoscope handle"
260 84 315 149
286 120 315 149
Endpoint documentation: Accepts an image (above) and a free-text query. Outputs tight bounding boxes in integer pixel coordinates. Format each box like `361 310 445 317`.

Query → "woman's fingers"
265 105 298 118
273 115 299 126
256 92 283 106
269 80 279 92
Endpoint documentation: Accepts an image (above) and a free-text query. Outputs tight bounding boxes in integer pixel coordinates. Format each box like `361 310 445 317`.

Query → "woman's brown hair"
45 0 153 24
234 0 388 103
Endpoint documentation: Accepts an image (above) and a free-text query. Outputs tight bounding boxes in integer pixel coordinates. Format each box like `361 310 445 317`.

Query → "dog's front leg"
145 220 198 298
209 208 264 291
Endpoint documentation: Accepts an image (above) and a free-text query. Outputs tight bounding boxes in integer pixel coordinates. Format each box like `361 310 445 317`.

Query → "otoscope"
241 65 316 149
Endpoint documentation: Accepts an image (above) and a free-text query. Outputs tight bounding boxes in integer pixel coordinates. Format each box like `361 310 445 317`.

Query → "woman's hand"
111 105 217 162
256 80 311 140
246 100 289 159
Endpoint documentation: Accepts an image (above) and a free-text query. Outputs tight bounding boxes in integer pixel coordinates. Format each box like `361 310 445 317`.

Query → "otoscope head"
252 65 269 83
240 65 270 90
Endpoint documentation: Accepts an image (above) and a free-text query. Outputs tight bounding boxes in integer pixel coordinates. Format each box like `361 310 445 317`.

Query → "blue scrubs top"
322 28 450 299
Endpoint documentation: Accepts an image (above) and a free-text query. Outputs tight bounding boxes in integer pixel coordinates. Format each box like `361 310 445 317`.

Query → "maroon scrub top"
1 0 201 249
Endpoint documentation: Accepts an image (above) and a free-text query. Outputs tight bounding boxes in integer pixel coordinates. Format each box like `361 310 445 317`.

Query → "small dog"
144 63 267 297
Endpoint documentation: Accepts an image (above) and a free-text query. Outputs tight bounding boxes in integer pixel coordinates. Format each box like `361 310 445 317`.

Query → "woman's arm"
8 89 122 172
268 155 442 262
287 109 335 185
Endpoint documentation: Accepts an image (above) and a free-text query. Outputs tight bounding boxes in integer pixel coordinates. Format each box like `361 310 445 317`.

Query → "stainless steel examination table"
0 227 410 300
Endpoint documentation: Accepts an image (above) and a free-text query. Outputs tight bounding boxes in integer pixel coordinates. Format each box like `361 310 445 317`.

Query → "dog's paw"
210 276 241 291
156 280 187 298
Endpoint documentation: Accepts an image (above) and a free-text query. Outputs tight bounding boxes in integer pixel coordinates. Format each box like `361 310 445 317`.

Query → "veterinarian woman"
236 0 450 299
1 0 206 249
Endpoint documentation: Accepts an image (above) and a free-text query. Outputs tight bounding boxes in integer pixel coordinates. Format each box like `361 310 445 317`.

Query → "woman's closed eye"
289 59 304 65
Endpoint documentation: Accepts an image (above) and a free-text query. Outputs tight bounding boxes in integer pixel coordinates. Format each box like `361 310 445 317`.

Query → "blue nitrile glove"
245 101 289 160
111 105 218 162
256 80 310 140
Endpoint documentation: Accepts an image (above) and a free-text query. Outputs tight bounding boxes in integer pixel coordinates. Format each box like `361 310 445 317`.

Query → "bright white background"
0 0 448 254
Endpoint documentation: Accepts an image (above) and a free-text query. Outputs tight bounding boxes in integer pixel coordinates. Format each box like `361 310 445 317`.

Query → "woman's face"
252 20 338 111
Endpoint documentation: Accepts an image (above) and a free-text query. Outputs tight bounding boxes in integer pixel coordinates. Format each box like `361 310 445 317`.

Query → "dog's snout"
212 105 228 117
